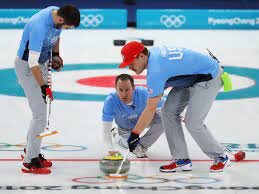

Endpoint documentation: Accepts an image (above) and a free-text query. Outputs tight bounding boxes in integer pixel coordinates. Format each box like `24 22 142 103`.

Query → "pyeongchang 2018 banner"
0 9 127 29
0 9 38 29
137 9 259 29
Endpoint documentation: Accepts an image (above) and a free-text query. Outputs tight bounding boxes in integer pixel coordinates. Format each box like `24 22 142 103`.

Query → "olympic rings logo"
160 15 186 28
73 174 170 184
72 174 220 185
174 177 220 184
0 142 87 152
80 14 104 28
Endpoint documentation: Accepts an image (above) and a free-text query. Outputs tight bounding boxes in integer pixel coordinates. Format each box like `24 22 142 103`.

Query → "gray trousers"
117 112 164 149
161 67 224 160
14 57 48 163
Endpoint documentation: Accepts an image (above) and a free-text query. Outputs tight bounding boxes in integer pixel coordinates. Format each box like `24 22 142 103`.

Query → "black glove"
41 85 53 103
52 52 63 71
127 132 140 152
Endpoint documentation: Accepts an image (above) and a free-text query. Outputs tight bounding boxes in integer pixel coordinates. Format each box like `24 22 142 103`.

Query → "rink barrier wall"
0 9 127 29
1 9 259 29
137 9 259 29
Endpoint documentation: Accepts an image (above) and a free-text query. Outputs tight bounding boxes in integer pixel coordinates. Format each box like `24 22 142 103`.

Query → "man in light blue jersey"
102 74 164 158
118 41 230 173
14 5 80 174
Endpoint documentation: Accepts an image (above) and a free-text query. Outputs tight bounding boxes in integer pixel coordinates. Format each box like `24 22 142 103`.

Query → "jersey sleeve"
102 95 115 122
28 23 47 52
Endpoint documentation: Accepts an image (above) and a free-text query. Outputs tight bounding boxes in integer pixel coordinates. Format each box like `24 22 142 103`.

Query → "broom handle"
114 130 146 175
115 149 130 175
45 53 52 130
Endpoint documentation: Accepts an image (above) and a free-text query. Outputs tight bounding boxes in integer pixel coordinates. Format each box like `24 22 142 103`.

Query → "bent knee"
184 118 203 131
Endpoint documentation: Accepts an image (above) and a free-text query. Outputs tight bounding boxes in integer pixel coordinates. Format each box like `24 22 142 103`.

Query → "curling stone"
234 151 245 162
141 39 154 46
113 39 126 46
99 154 130 174
113 39 154 46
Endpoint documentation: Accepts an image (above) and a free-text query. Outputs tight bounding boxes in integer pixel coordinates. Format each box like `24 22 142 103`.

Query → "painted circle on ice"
125 176 170 184
77 75 146 88
41 145 87 152
0 142 86 152
1 63 259 101
72 176 115 184
174 177 220 184
72 174 169 184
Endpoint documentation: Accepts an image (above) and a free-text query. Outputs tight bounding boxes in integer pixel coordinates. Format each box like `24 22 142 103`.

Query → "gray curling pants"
14 57 48 163
117 112 164 149
161 67 225 160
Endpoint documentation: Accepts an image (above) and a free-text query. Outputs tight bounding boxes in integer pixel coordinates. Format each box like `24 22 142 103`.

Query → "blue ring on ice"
0 64 259 101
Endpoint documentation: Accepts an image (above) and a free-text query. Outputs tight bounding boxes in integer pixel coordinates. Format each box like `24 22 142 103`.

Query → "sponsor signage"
137 9 259 29
0 9 127 29
0 9 38 28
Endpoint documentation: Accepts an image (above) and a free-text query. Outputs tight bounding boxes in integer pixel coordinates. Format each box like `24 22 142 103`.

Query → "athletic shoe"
39 154 52 168
21 149 52 168
22 157 51 174
210 155 231 172
160 159 192 172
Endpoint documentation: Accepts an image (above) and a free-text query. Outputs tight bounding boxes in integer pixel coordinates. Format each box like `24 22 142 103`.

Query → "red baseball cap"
119 41 145 68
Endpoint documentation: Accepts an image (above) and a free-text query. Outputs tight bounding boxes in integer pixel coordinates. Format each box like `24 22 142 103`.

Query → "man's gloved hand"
108 151 120 156
127 132 140 152
52 54 63 71
41 85 53 103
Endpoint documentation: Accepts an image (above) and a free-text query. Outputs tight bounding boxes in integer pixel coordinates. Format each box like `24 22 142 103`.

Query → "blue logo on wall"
1 64 259 101
137 9 259 29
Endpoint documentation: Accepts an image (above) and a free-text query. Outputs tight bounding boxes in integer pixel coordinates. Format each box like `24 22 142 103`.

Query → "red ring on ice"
76 75 146 88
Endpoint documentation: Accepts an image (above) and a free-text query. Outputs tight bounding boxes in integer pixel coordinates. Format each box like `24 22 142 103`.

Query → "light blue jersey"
147 46 220 98
102 86 164 130
17 6 61 63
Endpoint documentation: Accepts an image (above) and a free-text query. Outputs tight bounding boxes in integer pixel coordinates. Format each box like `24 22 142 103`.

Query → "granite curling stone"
99 154 130 174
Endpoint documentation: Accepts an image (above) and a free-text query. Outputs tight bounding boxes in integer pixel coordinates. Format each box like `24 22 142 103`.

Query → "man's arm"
132 94 162 134
28 50 45 86
31 66 45 86
27 24 46 87
52 38 60 54
28 50 53 102
102 121 115 150
51 38 63 71
102 96 117 154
